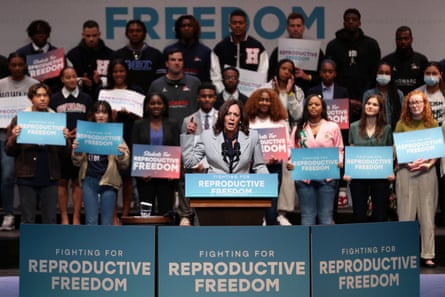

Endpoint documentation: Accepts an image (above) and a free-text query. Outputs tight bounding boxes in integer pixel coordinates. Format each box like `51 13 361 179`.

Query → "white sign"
278 38 321 71
98 89 145 118
0 96 31 128
237 67 267 97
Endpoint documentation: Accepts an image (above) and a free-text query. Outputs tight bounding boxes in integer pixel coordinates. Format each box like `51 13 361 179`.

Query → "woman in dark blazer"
132 92 180 215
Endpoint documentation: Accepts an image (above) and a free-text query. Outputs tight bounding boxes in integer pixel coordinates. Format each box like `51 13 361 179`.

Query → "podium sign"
20 225 156 297
185 173 278 198
158 226 310 297
311 222 419 297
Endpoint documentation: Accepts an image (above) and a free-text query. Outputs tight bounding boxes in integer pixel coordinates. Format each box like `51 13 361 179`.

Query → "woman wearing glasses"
395 90 438 268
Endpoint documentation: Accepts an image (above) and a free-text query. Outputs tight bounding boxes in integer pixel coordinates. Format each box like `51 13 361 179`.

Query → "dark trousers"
349 179 390 223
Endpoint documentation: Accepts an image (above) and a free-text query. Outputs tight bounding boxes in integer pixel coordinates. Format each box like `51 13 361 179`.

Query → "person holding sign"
72 100 130 225
104 59 144 222
288 94 344 225
5 83 70 224
394 90 438 267
245 88 290 225
0 53 38 230
182 99 268 174
16 20 63 93
345 94 394 222
132 93 180 217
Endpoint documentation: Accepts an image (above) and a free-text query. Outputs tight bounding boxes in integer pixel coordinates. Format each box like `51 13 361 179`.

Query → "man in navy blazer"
182 82 218 136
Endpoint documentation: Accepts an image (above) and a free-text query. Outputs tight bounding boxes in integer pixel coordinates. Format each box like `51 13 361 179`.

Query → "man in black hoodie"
325 8 381 122
67 20 115 99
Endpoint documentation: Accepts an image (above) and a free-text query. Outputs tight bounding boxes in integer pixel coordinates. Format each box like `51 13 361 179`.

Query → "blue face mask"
424 75 439 87
376 74 391 86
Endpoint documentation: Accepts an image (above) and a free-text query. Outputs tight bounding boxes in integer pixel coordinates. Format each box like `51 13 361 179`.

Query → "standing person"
50 67 93 225
148 48 200 125
269 59 305 128
416 62 445 125
182 82 218 137
395 90 438 268
214 67 248 110
67 20 115 99
16 20 62 93
0 53 38 231
362 61 404 130
114 20 163 93
289 94 344 225
211 9 268 93
103 59 143 221
308 59 349 101
383 26 428 95
72 101 130 225
325 8 381 122
163 15 211 82
245 88 290 225
132 93 180 216
180 82 218 226
268 12 324 93
182 99 268 174
5 83 69 224
345 94 394 222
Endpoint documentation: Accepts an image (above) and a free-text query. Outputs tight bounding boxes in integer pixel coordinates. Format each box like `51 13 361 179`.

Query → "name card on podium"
185 173 278 198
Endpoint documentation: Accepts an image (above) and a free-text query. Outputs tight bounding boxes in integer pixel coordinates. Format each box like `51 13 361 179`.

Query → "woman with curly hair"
395 89 438 267
245 88 290 225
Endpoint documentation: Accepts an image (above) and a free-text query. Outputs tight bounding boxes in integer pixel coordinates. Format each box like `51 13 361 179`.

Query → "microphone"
221 142 229 163
233 141 241 162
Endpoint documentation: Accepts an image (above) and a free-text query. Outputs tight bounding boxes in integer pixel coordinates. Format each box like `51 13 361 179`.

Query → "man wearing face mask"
416 62 445 125
362 61 404 130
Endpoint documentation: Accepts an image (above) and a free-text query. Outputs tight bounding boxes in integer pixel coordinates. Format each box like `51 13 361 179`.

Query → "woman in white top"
417 61 445 125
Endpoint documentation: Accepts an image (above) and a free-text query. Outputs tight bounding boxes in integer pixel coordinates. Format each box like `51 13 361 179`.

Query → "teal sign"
20 225 155 297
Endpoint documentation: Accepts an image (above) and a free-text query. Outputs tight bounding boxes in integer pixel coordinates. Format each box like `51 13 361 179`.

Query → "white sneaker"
277 214 292 226
0 215 15 231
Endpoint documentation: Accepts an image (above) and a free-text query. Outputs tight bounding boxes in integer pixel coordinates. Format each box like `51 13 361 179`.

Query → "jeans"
18 184 58 224
82 176 117 225
296 179 338 225
1 139 15 215
265 163 282 225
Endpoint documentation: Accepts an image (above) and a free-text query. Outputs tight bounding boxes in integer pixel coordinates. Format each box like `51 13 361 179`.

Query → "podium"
190 198 272 225
121 215 174 225
186 173 277 226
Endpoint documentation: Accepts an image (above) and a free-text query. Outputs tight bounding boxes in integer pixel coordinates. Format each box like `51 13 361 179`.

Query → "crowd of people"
0 7 443 268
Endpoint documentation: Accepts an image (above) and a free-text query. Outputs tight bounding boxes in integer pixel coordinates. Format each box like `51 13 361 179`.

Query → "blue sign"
290 147 340 180
345 146 394 179
17 111 66 145
311 222 419 297
185 173 278 197
158 226 310 297
20 224 156 297
393 127 445 163
75 120 123 155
